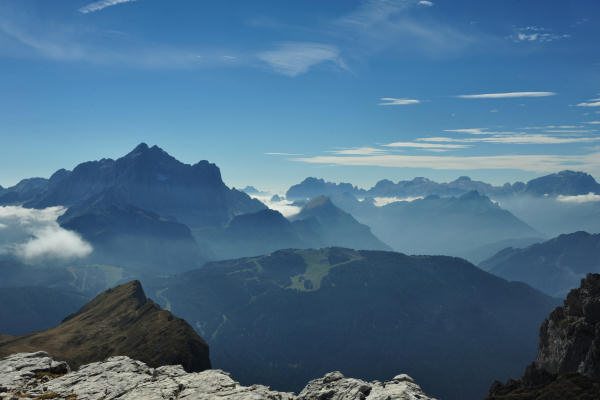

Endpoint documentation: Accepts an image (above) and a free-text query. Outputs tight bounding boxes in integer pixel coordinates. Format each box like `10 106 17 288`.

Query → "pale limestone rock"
0 353 434 400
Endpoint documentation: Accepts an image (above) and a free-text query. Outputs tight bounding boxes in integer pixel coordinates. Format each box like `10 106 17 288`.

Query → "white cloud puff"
0 206 93 261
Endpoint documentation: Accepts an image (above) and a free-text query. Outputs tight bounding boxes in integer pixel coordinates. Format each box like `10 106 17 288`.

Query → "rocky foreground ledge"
0 352 435 400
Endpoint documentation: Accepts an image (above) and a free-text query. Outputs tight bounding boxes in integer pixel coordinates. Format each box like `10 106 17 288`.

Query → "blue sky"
1 0 599 192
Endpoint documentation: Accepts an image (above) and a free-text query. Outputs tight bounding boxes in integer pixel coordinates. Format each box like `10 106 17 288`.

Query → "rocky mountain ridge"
487 273 600 399
0 352 436 400
285 170 600 200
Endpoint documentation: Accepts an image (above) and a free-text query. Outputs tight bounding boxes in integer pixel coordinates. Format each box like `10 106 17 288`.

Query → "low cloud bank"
248 194 302 217
0 206 93 261
372 196 423 207
556 193 600 204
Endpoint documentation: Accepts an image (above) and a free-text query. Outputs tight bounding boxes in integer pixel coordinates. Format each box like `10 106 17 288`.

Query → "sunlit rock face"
0 353 436 400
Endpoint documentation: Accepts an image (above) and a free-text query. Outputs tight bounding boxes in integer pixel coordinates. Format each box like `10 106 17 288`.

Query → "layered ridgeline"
480 231 600 297
0 281 211 373
0 143 266 271
21 143 264 228
286 171 600 200
154 247 558 400
487 274 600 399
285 172 600 246
207 197 389 259
0 143 390 272
316 190 541 262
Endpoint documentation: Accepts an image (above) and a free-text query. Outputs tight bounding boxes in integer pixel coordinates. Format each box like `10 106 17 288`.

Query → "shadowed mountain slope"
480 231 600 297
156 247 558 400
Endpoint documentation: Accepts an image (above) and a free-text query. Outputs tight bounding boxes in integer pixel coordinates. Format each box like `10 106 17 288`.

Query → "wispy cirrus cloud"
418 134 600 145
457 91 556 99
378 97 420 106
329 147 388 155
0 15 239 69
291 151 600 174
508 26 570 43
265 152 304 156
257 42 345 77
384 141 471 149
444 128 492 135
79 0 136 14
336 0 478 57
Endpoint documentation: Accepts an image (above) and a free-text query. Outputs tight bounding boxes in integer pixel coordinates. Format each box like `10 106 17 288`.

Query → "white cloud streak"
417 1 434 6
379 97 420 106
257 42 345 77
418 135 600 145
79 0 136 14
329 147 388 155
577 99 600 107
291 152 600 174
444 128 490 135
457 91 556 99
0 206 93 261
265 152 304 156
384 141 471 149
557 193 600 203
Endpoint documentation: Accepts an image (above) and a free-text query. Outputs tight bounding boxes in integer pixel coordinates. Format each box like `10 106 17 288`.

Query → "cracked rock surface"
0 352 435 400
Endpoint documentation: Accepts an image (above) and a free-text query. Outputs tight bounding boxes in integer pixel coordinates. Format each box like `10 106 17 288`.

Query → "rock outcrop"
0 281 211 373
0 352 435 400
487 273 600 399
536 273 600 378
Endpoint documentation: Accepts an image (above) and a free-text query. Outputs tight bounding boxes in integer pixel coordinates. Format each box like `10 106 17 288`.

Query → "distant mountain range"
283 171 600 259
0 280 211 373
0 144 393 270
20 143 265 228
153 247 558 400
480 231 600 297
286 171 600 200
203 196 390 259
322 190 540 261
